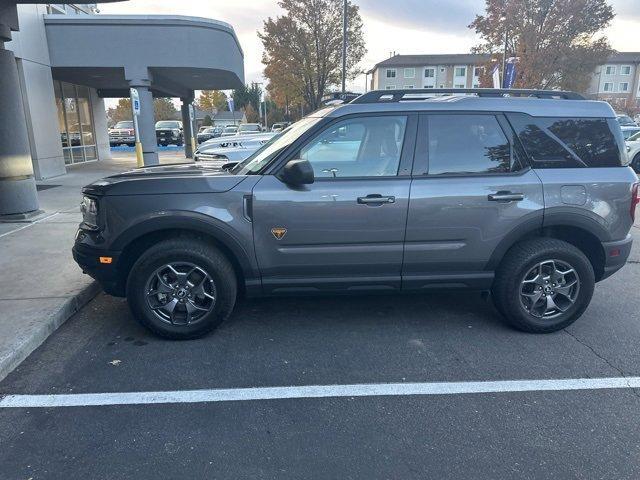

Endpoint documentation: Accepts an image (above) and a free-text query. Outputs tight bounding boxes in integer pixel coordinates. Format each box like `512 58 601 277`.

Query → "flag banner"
503 57 517 89
492 65 501 89
227 96 235 112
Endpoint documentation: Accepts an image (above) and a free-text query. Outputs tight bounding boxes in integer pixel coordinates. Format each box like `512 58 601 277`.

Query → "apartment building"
585 52 640 110
369 54 491 91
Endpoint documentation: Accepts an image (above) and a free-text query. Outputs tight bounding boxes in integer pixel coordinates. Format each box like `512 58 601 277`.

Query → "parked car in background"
627 130 640 172
271 122 289 132
621 126 640 140
75 89 639 339
220 125 239 137
194 132 276 162
109 120 135 147
197 126 222 144
238 123 263 134
155 120 183 146
616 114 638 127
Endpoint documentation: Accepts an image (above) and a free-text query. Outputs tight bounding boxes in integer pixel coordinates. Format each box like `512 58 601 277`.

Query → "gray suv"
73 89 640 339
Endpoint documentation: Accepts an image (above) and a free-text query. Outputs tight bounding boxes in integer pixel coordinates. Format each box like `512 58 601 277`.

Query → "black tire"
126 236 237 339
632 153 640 174
492 238 594 333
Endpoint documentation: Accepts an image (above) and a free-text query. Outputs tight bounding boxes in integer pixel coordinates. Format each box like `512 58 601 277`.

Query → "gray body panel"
403 169 544 288
251 175 410 293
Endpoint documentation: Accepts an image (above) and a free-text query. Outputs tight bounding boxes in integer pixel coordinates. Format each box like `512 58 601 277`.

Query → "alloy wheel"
145 262 216 326
519 259 580 319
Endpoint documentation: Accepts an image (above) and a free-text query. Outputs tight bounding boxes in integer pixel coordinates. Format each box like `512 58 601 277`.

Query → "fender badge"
271 227 287 240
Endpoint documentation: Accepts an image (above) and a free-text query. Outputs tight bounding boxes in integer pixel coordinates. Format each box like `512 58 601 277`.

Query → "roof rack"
350 88 586 104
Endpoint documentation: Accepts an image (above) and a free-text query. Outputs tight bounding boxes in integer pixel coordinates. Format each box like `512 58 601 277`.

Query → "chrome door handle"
488 191 524 202
357 195 396 205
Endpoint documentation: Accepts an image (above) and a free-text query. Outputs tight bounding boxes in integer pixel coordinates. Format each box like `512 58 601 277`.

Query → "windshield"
156 121 180 129
239 124 261 132
231 117 323 175
114 121 133 129
224 126 238 132
617 115 636 126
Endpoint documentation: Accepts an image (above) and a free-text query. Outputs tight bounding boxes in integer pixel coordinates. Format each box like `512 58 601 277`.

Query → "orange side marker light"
99 257 113 264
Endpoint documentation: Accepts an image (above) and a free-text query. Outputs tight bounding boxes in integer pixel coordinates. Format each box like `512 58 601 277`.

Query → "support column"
0 7 41 219
181 95 194 159
128 80 158 166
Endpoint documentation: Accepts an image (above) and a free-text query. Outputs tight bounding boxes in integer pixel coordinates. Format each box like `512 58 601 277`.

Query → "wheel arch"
112 214 259 297
488 216 608 281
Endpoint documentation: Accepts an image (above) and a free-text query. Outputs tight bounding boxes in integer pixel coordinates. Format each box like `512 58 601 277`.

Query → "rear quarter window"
506 114 623 168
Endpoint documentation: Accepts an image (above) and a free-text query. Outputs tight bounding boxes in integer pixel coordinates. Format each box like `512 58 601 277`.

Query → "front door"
403 113 544 289
252 114 416 294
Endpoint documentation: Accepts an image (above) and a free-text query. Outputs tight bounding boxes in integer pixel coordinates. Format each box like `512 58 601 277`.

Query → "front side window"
300 116 407 178
426 115 514 175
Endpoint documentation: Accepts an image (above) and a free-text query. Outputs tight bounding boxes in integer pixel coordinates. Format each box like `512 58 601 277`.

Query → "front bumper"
73 229 124 296
600 234 633 280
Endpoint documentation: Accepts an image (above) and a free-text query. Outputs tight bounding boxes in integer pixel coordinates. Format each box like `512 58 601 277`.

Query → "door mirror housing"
279 159 314 185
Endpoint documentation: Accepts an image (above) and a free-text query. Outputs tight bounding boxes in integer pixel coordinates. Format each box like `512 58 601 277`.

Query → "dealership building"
1 2 244 217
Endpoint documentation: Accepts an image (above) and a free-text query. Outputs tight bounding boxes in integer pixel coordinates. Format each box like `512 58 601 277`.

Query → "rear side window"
507 114 622 168
426 114 517 175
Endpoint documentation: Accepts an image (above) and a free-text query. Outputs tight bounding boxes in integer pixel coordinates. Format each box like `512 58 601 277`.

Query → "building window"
603 82 615 92
605 65 616 75
454 66 467 77
440 67 445 73
386 69 396 78
54 81 97 165
454 84 465 89
439 84 444 88
404 68 415 78
620 82 630 92
424 85 434 88
473 66 482 77
385 85 396 90
424 67 435 78
404 85 414 89
621 65 631 75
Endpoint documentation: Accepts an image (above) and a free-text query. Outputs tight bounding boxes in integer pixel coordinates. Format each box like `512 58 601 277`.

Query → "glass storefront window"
54 81 98 165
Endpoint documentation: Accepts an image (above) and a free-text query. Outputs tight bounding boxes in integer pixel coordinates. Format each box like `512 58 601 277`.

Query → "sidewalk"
0 152 188 381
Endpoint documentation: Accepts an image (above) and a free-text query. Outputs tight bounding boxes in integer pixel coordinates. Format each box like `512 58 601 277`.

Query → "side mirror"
280 159 314 185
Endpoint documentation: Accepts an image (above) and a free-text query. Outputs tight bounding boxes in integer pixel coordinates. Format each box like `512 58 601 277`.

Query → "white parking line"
2 376 640 408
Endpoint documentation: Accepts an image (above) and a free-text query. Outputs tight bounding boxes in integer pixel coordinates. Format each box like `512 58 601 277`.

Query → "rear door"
403 113 544 289
252 113 417 294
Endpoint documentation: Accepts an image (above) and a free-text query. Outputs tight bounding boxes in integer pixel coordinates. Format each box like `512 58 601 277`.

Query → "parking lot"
0 225 639 479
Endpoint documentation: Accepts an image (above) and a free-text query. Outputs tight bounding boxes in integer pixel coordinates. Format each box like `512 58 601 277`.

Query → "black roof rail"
351 88 586 104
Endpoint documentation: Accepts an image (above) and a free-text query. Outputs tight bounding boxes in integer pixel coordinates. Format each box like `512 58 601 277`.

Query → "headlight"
80 196 99 229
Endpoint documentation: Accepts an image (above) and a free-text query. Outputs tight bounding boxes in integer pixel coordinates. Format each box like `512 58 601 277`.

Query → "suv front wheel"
492 238 595 333
126 237 237 339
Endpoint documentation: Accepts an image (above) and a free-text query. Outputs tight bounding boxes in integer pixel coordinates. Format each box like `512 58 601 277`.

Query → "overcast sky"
100 0 640 95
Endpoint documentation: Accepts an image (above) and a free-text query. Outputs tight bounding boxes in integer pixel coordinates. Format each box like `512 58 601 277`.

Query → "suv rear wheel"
126 237 237 339
492 238 595 333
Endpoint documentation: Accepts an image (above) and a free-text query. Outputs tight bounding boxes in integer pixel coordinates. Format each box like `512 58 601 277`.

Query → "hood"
83 162 246 196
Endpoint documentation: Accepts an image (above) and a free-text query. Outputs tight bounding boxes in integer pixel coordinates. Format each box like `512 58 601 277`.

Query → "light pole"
341 0 348 94
501 15 508 88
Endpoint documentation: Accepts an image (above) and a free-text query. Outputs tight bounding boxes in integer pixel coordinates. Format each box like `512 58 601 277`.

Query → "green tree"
196 90 228 112
259 0 366 111
153 98 179 121
106 98 132 125
233 84 262 113
203 114 213 126
470 0 614 92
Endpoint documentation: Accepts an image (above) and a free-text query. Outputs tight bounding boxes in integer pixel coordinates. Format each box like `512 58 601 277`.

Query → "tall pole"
501 19 508 89
341 0 347 94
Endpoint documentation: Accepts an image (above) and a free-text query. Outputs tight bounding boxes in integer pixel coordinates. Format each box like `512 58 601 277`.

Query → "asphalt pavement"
1 226 640 479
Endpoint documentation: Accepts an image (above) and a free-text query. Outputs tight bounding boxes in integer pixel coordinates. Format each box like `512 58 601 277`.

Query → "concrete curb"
0 282 101 383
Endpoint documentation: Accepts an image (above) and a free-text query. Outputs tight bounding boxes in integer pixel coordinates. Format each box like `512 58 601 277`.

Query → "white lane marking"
0 212 60 239
2 376 640 408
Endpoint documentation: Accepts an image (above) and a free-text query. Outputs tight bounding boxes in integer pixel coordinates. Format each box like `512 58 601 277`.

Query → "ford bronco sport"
74 89 640 339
